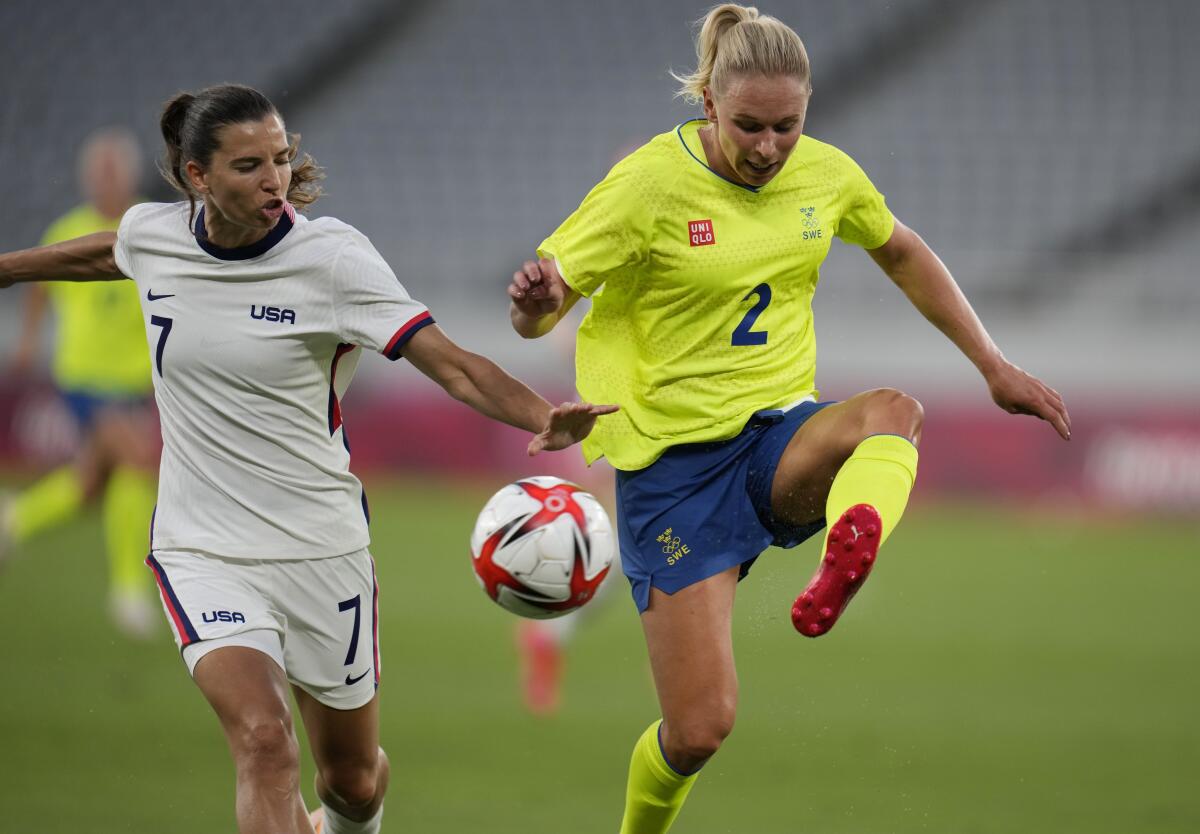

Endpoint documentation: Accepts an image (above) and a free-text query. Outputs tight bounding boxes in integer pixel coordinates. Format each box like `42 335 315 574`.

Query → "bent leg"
770 389 923 635
621 565 740 834
193 647 314 834
770 388 923 525
5 464 86 544
294 688 388 833
5 425 109 544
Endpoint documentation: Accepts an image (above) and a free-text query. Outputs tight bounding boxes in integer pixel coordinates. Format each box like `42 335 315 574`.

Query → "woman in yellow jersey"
2 128 161 638
509 5 1072 833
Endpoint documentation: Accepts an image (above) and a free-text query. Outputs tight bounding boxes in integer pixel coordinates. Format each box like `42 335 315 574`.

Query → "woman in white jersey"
0 83 615 834
508 6 1071 833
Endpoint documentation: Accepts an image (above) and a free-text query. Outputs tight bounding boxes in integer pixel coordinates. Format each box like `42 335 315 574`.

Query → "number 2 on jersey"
731 283 771 346
150 315 173 376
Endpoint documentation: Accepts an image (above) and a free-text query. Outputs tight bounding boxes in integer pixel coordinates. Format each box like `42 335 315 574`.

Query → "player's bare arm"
868 218 1072 440
401 323 616 454
0 231 125 288
507 257 581 339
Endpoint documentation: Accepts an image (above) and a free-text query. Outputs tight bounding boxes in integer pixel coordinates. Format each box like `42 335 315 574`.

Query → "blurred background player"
514 138 646 717
0 127 159 638
509 5 1070 832
514 300 621 716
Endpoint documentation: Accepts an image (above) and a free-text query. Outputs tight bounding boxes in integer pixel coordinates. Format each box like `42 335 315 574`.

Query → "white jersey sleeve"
331 229 434 359
113 201 149 279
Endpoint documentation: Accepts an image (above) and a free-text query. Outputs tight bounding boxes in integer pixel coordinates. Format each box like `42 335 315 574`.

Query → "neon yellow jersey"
41 204 151 394
539 119 894 471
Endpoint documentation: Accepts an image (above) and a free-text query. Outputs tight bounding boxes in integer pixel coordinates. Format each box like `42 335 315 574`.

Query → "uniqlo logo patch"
688 219 716 247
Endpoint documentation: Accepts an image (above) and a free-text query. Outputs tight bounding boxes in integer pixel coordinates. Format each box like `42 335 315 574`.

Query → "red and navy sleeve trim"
382 311 435 361
327 343 357 436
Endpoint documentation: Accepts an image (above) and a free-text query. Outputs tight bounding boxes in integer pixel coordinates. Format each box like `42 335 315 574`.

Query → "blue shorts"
615 401 833 613
61 389 149 431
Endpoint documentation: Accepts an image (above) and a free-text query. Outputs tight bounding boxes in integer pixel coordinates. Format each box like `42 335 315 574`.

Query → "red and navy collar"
193 203 295 261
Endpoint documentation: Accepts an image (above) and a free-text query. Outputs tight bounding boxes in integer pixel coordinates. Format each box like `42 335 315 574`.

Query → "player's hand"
508 258 568 320
985 359 1072 440
528 401 620 456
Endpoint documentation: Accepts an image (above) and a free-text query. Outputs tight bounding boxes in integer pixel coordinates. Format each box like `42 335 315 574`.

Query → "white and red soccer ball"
470 476 615 619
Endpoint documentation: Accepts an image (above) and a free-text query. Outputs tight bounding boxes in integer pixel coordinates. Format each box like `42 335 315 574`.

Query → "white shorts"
146 548 380 710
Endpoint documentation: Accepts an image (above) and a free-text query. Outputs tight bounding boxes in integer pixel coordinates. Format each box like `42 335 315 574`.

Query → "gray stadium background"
1 0 1197 399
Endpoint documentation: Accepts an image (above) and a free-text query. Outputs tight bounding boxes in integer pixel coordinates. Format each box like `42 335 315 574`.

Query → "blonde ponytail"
672 3 812 104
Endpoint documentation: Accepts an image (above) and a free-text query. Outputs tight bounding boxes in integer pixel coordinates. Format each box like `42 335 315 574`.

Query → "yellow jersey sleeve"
831 149 894 250
537 157 655 298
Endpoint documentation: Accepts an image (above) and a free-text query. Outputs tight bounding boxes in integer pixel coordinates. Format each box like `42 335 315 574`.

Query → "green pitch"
0 479 1197 833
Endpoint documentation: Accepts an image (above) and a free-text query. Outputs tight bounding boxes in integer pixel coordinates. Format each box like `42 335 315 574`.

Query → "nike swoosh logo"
345 668 372 686
147 290 175 301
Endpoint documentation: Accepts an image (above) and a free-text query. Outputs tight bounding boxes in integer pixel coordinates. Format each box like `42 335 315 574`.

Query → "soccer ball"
470 476 615 619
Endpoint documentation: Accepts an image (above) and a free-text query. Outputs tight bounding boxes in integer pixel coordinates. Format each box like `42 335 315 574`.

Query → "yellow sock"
825 434 918 547
102 468 157 594
619 721 698 834
9 466 85 543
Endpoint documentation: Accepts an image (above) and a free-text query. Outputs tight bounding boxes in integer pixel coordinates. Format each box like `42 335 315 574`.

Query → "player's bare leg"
620 565 739 833
193 647 314 834
770 388 923 635
294 688 388 833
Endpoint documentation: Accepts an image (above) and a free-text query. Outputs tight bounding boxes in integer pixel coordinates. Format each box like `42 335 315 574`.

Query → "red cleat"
516 621 563 715
791 504 882 638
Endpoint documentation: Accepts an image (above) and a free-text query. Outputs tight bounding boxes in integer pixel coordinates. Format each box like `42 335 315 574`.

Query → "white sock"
321 802 383 834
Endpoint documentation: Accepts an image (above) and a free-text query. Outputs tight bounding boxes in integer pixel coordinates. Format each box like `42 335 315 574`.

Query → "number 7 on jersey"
150 315 173 376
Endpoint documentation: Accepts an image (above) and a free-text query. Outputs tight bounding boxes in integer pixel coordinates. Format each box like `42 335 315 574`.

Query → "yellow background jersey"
539 119 894 471
41 204 151 394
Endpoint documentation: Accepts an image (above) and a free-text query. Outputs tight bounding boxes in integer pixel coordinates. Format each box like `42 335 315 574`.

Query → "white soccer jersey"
113 201 433 560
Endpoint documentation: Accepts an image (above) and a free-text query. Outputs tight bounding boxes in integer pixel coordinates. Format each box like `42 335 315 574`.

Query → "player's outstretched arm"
0 232 124 288
868 217 1072 440
401 324 617 455
507 257 581 339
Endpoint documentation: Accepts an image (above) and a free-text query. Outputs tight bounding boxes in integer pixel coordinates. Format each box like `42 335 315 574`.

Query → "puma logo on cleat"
791 504 883 638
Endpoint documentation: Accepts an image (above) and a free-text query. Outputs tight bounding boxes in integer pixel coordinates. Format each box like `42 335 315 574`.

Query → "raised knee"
862 388 923 440
321 759 381 809
672 708 736 763
233 717 299 775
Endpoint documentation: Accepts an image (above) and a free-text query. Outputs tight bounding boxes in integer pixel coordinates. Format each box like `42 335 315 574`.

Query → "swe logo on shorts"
657 527 692 566
688 219 716 247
